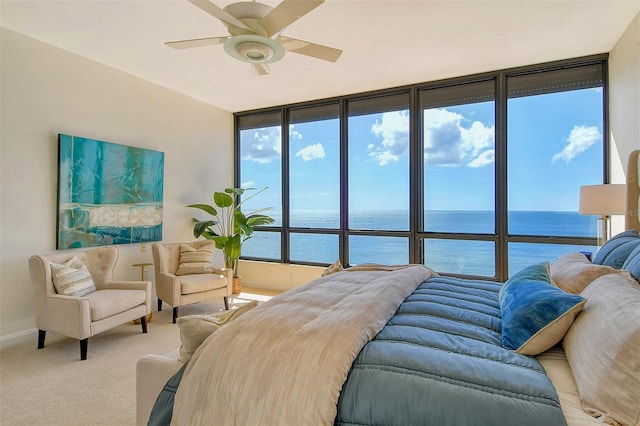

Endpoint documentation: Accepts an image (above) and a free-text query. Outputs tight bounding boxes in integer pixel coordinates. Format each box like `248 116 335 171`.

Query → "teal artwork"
57 134 164 249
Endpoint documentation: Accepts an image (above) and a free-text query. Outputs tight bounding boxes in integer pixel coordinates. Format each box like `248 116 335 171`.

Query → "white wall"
0 28 233 341
609 12 640 181
239 260 323 292
609 12 640 234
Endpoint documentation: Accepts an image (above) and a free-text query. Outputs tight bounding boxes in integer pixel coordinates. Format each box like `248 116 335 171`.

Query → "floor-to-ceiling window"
505 63 605 275
347 93 411 265
419 79 497 277
236 55 606 281
288 104 341 264
237 111 282 260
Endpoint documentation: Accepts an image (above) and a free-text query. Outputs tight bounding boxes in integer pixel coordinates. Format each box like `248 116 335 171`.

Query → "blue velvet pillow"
500 262 587 355
622 244 640 284
592 230 640 269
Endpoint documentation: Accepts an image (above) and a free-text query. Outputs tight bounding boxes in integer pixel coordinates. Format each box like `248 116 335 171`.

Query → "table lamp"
579 184 627 248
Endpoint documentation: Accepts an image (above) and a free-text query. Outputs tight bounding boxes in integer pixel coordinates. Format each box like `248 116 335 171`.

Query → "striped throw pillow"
50 256 96 296
176 244 215 276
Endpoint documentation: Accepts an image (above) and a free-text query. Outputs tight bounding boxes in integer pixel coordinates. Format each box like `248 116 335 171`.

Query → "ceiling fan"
165 0 343 75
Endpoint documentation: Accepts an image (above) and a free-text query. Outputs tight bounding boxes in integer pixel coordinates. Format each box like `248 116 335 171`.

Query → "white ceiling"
2 0 638 112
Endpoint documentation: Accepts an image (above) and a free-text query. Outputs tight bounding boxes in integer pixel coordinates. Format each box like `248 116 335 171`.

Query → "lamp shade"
579 184 627 215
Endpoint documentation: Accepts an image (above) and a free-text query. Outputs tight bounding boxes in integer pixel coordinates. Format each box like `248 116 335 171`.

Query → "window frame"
235 54 609 281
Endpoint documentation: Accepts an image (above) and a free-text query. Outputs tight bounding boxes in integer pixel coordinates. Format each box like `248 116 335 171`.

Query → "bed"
137 150 640 426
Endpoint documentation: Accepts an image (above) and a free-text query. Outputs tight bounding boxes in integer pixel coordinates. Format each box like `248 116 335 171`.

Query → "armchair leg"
38 330 46 349
172 307 178 324
80 338 88 361
158 298 163 312
140 315 148 333
224 296 229 310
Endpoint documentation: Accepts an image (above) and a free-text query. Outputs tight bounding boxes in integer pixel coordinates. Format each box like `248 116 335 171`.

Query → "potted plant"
186 187 275 294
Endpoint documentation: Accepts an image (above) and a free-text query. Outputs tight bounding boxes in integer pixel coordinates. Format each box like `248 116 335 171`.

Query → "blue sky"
240 88 603 213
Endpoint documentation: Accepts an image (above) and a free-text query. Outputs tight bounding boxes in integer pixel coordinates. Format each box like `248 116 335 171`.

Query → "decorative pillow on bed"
592 230 640 269
175 243 215 276
499 262 586 355
562 271 640 426
321 259 344 277
550 252 619 294
621 244 640 283
177 300 258 362
50 256 96 297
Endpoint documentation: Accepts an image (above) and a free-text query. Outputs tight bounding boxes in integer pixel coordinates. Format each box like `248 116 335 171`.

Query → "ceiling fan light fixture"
237 41 272 62
224 34 284 64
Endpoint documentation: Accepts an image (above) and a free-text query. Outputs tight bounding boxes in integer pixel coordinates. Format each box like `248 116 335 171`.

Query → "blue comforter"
335 276 566 425
150 275 566 425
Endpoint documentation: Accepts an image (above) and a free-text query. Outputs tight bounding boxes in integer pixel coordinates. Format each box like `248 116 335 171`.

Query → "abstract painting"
57 134 164 249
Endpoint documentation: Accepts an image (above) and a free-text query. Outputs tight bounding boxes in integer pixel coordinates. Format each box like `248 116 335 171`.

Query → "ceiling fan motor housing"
223 2 272 20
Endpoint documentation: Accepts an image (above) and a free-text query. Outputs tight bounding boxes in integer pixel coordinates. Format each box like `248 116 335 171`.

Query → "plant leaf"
211 235 228 250
225 234 242 260
248 207 273 215
186 203 217 216
234 210 247 232
193 220 217 238
237 186 267 208
225 187 247 196
237 223 252 237
246 214 276 226
214 191 234 208
200 229 217 240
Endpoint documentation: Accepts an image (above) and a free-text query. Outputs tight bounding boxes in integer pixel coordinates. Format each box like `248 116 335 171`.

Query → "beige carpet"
0 294 268 426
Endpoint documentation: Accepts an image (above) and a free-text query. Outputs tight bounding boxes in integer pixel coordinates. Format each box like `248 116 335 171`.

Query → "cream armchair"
152 241 232 323
29 246 151 360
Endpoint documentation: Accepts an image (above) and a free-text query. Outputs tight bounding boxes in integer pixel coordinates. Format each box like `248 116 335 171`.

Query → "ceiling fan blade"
259 0 324 38
251 63 271 76
277 35 342 62
187 0 252 31
165 36 228 50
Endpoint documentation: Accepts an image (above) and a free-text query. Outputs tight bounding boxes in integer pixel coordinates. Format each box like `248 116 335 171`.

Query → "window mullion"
410 86 422 264
281 108 290 264
340 98 349 266
495 73 509 282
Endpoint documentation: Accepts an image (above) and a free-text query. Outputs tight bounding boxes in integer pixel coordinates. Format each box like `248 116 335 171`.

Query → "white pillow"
562 271 640 426
550 252 619 294
50 256 96 296
177 300 258 362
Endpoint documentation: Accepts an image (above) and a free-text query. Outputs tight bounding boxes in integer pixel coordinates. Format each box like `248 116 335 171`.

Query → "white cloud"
289 124 302 140
365 108 494 167
241 181 255 189
423 108 495 167
551 125 601 163
368 111 410 165
241 127 282 164
243 108 494 168
295 143 325 161
467 149 495 167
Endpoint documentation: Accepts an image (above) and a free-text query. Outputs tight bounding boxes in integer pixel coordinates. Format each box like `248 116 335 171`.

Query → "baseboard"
0 328 37 350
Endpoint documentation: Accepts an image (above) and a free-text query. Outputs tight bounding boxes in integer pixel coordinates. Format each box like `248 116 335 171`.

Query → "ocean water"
243 210 598 277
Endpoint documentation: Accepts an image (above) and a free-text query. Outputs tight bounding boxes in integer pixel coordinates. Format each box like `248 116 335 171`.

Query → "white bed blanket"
172 264 437 426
